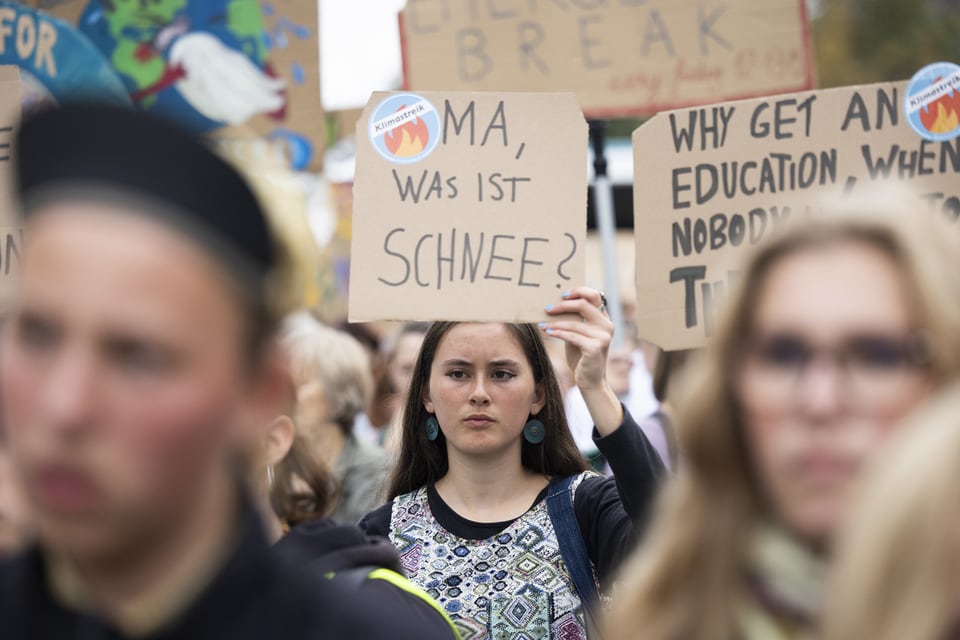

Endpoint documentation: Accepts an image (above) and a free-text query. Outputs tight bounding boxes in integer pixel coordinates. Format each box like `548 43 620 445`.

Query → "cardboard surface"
349 91 587 322
633 80 960 351
27 0 325 171
20 0 84 23
0 65 22 313
219 0 325 171
400 0 814 117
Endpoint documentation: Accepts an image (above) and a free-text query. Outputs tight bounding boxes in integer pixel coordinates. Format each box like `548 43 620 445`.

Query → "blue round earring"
425 415 440 441
523 418 546 444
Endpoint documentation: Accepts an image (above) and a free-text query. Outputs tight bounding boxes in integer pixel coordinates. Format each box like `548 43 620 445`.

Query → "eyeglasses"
738 331 931 407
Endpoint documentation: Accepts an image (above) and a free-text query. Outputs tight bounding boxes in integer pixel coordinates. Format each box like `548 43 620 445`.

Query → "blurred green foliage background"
815 0 960 87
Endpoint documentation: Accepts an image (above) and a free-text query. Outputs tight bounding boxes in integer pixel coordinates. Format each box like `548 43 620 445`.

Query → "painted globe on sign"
78 0 287 132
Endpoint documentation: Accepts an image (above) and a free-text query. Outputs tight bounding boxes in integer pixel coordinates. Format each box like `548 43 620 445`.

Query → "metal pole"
589 120 625 350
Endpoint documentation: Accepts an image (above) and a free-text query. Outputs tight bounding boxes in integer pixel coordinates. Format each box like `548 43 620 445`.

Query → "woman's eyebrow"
440 358 473 367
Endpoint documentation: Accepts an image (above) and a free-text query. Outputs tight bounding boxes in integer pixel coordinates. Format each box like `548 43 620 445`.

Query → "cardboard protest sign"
219 0 326 171
349 91 587 322
20 1 84 24
400 0 814 118
0 65 22 313
633 80 960 351
0 1 130 106
28 0 324 171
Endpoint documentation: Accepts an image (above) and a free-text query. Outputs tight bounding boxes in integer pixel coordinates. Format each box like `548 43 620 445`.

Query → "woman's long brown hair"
387 322 586 499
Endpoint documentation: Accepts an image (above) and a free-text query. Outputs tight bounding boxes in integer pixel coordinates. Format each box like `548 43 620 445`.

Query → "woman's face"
736 242 932 545
424 324 545 459
1 204 263 559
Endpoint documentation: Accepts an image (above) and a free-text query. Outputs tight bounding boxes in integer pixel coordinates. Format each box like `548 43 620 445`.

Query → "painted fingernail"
546 328 556 334
561 290 571 298
544 304 554 311
538 322 548 329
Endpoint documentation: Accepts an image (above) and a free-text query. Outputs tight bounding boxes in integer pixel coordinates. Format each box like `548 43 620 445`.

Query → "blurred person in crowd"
386 322 431 404
355 322 429 448
0 435 28 557
823 385 960 640
338 319 381 363
360 288 665 639
638 348 696 470
605 191 960 640
564 328 661 471
283 318 390 525
0 104 427 639
252 368 459 639
336 321 384 429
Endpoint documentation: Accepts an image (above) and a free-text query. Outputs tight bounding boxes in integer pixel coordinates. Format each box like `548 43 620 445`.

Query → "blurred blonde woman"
605 190 960 640
823 385 960 640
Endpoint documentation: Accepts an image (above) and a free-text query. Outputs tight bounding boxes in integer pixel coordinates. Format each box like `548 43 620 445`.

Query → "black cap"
14 103 275 289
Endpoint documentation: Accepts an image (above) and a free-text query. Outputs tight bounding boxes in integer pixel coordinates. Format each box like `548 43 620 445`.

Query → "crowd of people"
0 103 958 640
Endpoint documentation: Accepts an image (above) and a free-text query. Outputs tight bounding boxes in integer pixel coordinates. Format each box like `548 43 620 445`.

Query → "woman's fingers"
545 296 613 331
540 319 609 341
543 326 608 388
540 288 613 391
541 287 614 354
561 286 605 308
540 326 593 352
541 287 624 433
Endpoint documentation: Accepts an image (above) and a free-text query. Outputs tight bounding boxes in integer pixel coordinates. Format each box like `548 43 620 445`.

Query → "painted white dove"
169 31 286 126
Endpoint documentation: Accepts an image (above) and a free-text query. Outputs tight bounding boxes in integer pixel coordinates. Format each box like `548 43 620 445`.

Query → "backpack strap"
546 474 600 634
326 566 462 640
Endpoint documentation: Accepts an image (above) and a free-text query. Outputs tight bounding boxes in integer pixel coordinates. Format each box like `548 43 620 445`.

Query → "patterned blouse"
389 472 595 640
360 412 666 640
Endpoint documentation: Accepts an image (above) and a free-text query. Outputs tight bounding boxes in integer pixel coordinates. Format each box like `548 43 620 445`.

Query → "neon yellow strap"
366 568 463 640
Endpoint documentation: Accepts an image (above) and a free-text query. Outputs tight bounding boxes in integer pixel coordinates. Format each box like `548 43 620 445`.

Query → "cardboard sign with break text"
349 91 587 322
401 0 814 118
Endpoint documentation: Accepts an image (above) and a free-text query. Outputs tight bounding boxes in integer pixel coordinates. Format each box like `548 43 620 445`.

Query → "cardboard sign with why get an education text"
633 80 960 351
349 91 587 323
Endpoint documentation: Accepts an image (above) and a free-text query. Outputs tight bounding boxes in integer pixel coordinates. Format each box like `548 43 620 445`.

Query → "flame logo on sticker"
918 80 960 135
369 93 441 164
384 105 431 157
905 62 960 142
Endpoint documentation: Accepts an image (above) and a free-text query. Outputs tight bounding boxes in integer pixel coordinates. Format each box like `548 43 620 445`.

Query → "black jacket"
0 503 450 639
273 518 457 639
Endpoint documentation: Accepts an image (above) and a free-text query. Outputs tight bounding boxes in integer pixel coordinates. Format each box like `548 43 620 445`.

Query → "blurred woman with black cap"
0 103 445 639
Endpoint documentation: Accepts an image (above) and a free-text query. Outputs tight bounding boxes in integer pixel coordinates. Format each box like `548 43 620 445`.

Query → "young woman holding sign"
605 190 960 640
359 287 665 639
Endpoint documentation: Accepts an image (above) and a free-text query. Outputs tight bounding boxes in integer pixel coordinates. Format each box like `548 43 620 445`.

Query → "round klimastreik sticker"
904 61 960 142
368 93 441 164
